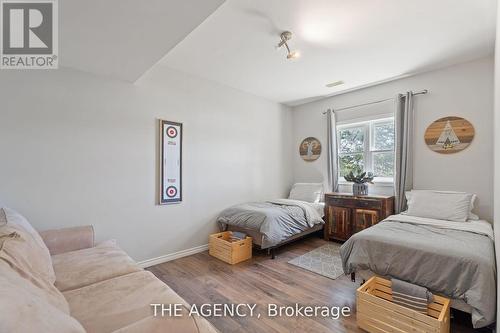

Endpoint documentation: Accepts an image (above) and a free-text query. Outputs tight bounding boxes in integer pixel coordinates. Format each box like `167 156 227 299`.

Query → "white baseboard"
137 244 209 268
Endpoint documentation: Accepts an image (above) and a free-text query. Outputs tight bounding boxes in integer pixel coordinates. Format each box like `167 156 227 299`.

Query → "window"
338 117 395 184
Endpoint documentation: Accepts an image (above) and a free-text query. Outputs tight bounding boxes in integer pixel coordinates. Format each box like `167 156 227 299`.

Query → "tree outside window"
337 118 394 183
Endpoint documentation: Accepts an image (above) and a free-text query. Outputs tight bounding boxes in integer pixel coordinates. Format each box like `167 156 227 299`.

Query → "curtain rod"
322 89 428 114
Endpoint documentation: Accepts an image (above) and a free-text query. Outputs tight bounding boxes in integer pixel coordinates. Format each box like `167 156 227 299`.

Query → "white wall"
0 66 292 262
493 2 500 327
292 57 494 221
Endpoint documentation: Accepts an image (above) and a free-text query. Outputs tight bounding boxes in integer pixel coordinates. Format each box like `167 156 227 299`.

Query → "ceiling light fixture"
277 31 300 60
326 80 344 88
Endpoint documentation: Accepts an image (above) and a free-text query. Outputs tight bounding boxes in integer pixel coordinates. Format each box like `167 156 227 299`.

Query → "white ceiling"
150 0 497 106
60 0 225 81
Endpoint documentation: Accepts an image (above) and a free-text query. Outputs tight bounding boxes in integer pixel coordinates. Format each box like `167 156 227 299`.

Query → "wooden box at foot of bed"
209 231 252 264
357 276 450 333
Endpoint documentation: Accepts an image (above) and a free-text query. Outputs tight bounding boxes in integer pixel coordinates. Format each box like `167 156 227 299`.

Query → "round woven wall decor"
299 137 321 161
424 116 474 154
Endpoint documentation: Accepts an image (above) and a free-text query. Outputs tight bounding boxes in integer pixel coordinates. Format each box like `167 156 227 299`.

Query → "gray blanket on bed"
217 199 323 249
340 215 496 328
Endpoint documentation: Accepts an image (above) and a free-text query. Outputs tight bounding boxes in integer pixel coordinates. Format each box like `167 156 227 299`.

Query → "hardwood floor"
148 234 489 333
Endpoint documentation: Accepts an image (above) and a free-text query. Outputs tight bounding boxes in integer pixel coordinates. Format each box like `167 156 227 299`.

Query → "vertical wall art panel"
159 120 182 204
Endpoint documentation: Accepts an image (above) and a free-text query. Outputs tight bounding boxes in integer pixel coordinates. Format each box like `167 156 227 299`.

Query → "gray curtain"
394 92 414 213
326 109 339 192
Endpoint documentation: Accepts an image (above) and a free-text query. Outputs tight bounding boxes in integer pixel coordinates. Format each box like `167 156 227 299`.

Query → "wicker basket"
209 231 252 264
357 277 450 333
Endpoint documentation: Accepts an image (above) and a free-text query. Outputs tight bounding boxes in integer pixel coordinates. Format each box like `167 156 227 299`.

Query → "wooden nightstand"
324 192 394 242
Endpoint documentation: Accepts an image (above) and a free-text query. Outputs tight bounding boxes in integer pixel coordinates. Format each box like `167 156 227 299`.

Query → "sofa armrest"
39 225 94 255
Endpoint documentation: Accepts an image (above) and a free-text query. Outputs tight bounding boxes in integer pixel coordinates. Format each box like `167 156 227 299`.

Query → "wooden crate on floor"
357 276 450 333
209 231 252 264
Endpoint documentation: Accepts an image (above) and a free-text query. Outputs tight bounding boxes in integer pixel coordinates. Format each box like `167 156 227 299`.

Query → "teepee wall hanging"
424 116 474 154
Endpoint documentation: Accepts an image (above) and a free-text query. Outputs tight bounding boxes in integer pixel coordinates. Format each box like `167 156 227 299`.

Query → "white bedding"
311 202 325 218
217 198 324 248
267 199 324 227
388 214 494 240
405 190 474 222
288 183 324 203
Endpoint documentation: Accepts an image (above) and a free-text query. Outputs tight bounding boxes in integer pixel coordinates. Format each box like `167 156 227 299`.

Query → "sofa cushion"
0 257 70 313
0 226 57 286
52 239 142 292
64 270 215 333
0 232 70 313
1 207 48 250
0 261 84 333
40 225 95 255
0 207 56 284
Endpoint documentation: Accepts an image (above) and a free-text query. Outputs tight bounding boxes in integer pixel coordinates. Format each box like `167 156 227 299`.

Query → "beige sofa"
0 207 218 333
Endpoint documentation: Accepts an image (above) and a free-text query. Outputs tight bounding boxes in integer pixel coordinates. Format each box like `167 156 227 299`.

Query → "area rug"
288 243 345 280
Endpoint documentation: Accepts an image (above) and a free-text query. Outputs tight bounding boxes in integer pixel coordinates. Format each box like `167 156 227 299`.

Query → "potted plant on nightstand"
344 170 374 195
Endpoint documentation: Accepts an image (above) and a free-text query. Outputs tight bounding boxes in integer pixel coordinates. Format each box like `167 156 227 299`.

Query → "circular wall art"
166 186 178 198
424 116 474 154
166 126 178 138
299 137 322 161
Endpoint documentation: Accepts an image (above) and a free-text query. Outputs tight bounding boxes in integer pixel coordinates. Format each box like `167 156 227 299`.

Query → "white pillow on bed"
288 183 324 203
406 190 479 220
405 190 474 222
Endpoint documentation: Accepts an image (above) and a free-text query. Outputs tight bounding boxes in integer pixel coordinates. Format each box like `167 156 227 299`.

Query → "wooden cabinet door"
353 209 379 234
327 206 351 241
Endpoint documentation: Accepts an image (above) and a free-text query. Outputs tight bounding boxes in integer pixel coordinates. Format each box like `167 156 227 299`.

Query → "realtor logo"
1 0 58 69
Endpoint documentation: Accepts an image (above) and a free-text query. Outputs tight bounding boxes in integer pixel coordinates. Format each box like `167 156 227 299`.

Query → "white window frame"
337 116 395 186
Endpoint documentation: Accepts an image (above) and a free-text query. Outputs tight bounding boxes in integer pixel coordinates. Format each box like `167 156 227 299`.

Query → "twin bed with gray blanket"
340 214 496 328
217 199 324 249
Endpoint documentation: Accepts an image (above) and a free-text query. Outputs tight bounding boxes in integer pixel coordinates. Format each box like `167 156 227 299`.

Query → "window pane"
373 152 394 177
339 153 364 177
339 127 364 153
373 121 395 150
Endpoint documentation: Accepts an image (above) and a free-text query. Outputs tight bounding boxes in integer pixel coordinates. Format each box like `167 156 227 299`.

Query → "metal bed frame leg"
267 248 276 259
351 272 356 282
